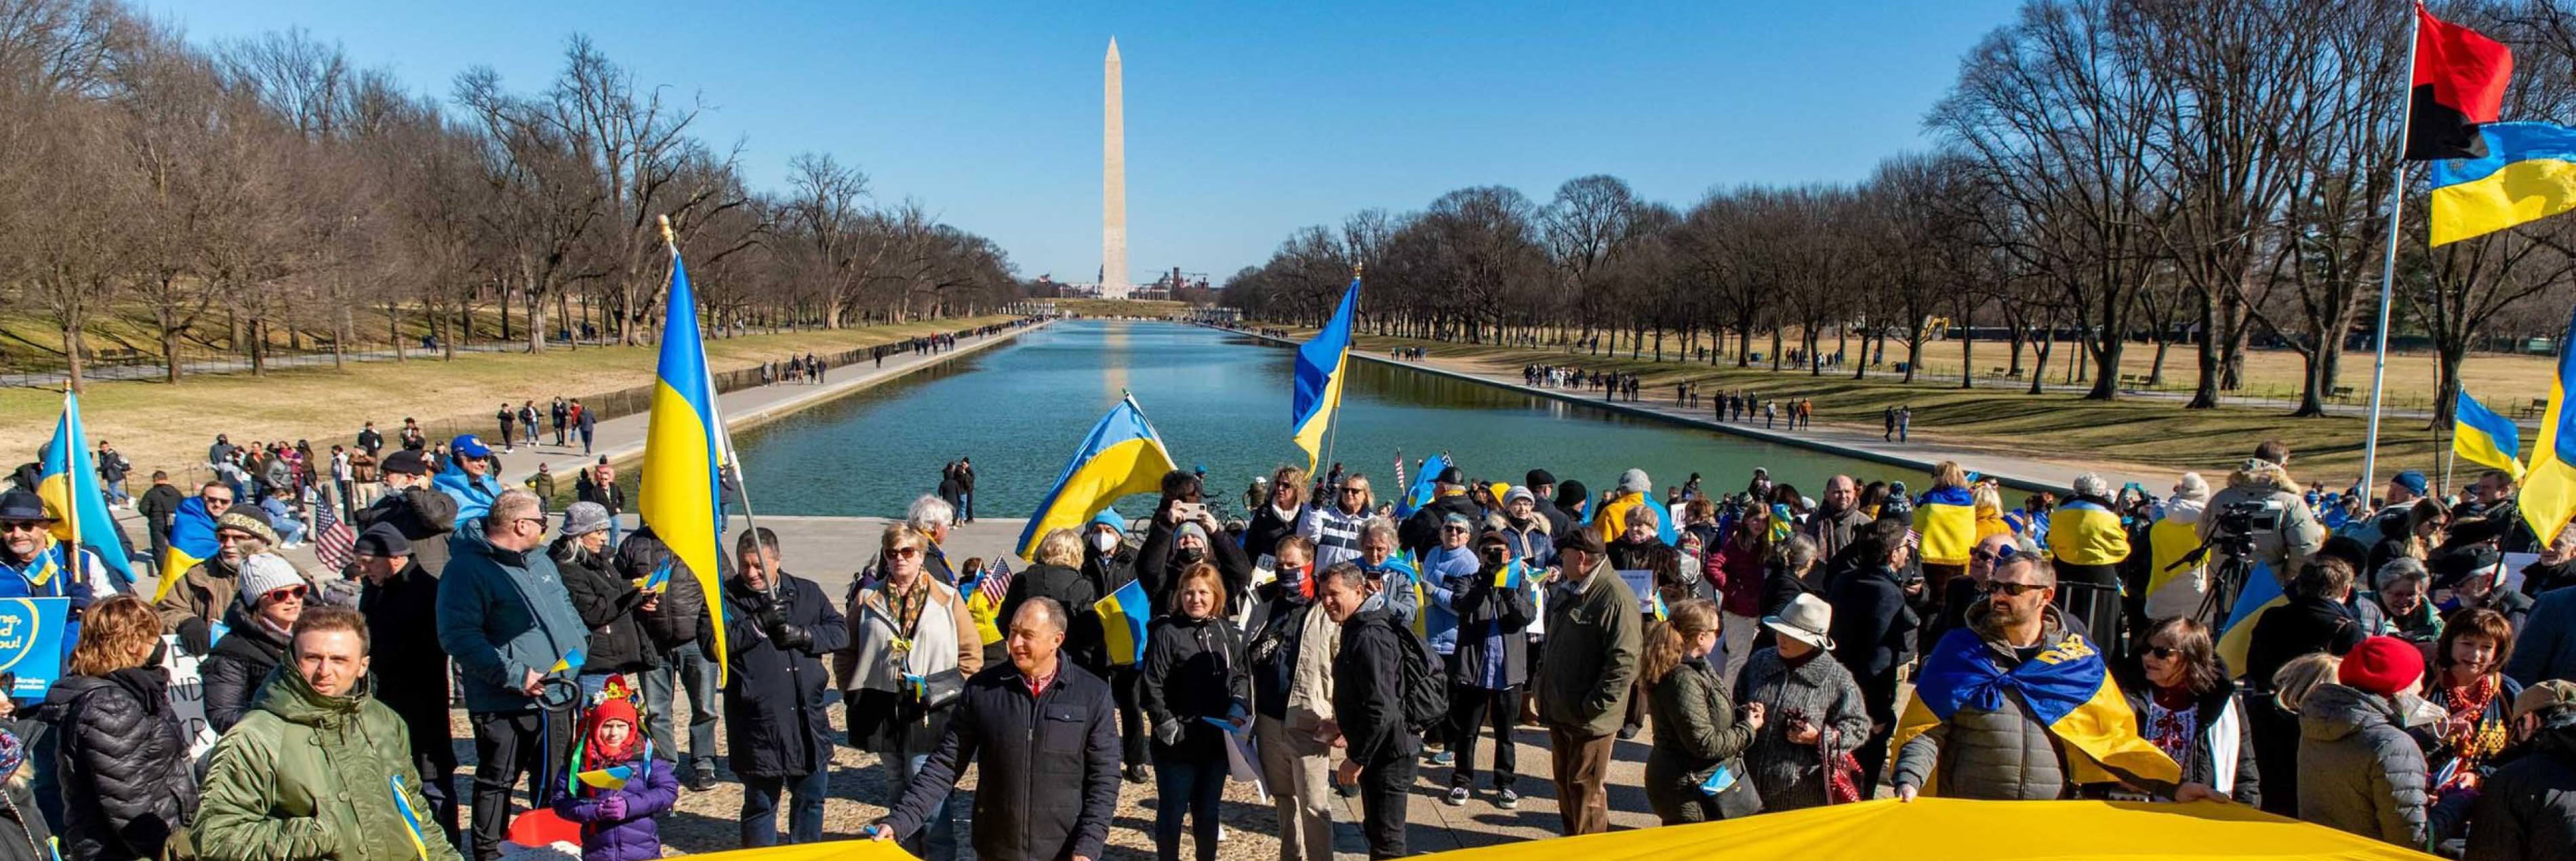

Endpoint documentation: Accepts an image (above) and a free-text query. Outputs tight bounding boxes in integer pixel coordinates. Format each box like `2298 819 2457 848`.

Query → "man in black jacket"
1828 517 1918 793
620 525 723 790
1399 466 1481 562
704 528 848 847
1321 561 1415 859
2465 681 2576 861
1447 531 1536 808
353 449 457 576
353 523 458 845
872 597 1120 861
1524 468 1576 540
136 471 184 572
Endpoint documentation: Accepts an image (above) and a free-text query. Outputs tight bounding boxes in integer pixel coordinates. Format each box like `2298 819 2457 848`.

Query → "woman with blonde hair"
1246 465 1310 563
52 594 198 860
1641 599 1763 824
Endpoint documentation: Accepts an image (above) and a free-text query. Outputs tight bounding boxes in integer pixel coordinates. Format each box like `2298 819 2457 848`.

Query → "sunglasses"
2142 645 2181 660
887 546 922 559
1971 545 2019 563
1990 581 2047 597
1340 487 1368 495
264 585 309 601
0 521 45 534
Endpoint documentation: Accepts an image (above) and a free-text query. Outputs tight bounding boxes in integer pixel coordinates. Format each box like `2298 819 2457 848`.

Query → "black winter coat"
49 668 197 861
704 572 849 777
1242 504 1304 563
1001 563 1104 675
1449 569 1535 690
1828 563 1917 718
2464 727 2576 861
2243 595 2362 692
199 605 289 733
1134 515 1252 618
554 536 655 673
358 557 451 771
353 486 458 578
884 662 1121 861
1333 606 1417 767
1249 596 1319 721
1141 614 1251 761
2118 676 2263 807
618 527 710 652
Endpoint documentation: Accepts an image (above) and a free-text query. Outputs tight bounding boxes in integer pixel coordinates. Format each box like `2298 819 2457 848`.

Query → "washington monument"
1101 37 1129 298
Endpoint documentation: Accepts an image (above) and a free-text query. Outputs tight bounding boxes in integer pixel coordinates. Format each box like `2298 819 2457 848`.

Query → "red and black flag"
2407 1 2512 161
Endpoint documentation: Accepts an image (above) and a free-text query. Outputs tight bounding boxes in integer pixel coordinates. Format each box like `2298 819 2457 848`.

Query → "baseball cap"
2392 470 2428 496
452 434 492 458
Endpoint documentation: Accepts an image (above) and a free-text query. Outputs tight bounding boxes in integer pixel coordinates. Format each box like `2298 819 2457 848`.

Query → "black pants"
1359 756 1416 859
1447 683 1521 790
467 706 577 861
1113 666 1149 767
1855 673 1899 793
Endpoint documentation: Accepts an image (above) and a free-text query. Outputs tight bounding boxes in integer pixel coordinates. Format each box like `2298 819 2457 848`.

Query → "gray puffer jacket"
2296 683 2428 848
1890 605 2073 800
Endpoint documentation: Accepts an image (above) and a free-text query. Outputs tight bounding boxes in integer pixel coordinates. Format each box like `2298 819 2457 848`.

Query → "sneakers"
1617 723 1642 741
1426 750 1455 767
1496 787 1521 809
1444 787 1468 807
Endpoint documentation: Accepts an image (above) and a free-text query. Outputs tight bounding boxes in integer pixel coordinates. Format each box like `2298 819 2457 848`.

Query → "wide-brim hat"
1763 593 1836 651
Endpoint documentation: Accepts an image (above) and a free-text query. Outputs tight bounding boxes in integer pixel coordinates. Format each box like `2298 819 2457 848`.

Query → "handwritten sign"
1615 569 1656 612
0 598 69 699
159 635 221 769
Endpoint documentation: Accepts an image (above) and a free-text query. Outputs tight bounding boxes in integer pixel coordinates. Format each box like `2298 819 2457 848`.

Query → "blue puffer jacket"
551 756 677 861
1420 544 1479 656
432 466 504 522
435 520 588 713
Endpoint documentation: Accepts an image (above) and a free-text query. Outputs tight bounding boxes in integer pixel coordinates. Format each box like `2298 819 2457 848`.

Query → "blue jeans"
739 768 826 847
275 516 306 545
886 750 959 860
642 643 722 776
1152 751 1228 861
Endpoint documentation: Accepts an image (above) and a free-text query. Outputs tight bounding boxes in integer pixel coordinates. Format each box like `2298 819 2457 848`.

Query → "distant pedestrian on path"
576 399 597 454
1897 405 1912 442
1883 407 1896 441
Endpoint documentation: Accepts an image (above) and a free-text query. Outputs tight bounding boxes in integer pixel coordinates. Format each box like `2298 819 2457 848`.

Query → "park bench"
1988 367 2006 378
2331 386 2356 401
2529 398 2551 418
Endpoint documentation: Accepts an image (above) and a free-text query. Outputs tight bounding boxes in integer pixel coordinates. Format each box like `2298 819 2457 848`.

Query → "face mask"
1089 532 1118 553
1175 546 1207 565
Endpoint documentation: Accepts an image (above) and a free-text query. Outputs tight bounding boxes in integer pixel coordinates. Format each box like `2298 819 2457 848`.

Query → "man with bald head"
873 599 1121 861
1805 475 1873 578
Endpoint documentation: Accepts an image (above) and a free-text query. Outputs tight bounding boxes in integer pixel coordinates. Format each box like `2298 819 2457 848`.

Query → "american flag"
313 503 357 572
1391 449 1405 496
977 555 1014 607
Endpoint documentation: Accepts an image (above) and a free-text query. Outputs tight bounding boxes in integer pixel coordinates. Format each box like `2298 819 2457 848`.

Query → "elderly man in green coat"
195 605 462 860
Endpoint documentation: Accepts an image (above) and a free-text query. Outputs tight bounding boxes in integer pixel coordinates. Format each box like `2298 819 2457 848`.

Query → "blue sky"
140 1 2021 283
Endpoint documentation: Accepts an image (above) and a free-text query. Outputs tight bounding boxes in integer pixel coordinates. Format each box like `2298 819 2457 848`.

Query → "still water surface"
733 320 1923 518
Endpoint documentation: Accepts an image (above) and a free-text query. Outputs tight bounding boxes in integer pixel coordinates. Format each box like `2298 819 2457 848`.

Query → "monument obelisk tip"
1102 35 1128 298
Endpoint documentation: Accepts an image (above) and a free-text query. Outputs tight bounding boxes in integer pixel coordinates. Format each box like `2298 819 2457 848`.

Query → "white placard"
159 635 221 771
1616 569 1655 609
2501 553 2541 594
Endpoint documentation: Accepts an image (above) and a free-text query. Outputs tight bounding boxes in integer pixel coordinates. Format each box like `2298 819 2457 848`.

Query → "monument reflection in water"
733 319 1921 519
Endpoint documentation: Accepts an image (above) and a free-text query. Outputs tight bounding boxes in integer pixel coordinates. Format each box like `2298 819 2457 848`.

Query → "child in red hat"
551 693 677 861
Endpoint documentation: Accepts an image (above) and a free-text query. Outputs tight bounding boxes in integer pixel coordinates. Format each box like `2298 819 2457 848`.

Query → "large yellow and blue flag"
637 223 732 683
1015 394 1178 560
1289 278 1361 472
2430 121 2576 246
1096 578 1151 666
1891 627 2179 796
2523 303 2576 548
37 391 130 588
153 497 219 602
1916 485 1978 567
2213 563 2283 677
2453 389 2526 480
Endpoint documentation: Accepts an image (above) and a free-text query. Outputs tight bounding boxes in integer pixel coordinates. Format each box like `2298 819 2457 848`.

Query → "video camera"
2202 498 2282 563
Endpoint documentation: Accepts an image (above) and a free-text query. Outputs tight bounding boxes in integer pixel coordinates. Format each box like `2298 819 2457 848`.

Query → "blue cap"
452 434 492 458
2392 470 2428 496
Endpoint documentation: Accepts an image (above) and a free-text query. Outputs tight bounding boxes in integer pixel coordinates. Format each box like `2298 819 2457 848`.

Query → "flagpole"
60 387 81 590
661 214 775 603
2360 7 2424 504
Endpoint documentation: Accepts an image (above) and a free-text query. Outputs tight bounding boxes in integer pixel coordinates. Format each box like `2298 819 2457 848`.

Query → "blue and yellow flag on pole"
153 497 219 602
637 218 732 683
1397 454 1449 520
2430 121 2576 245
2522 303 2576 548
37 390 130 588
1891 628 2179 796
2454 389 2526 480
1290 277 1361 472
1015 394 1178 560
1095 578 1151 666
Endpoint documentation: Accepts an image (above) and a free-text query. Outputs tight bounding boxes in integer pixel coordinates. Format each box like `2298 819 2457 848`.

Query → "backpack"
1384 614 1449 731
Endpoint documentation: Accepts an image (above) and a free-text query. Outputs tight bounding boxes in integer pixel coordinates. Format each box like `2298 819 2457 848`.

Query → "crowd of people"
4 422 2575 861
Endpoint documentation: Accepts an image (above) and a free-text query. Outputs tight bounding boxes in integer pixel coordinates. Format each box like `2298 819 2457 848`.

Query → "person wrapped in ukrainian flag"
1889 552 2192 802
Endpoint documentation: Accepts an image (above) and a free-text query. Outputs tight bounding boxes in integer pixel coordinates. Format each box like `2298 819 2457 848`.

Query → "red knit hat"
2337 636 2425 696
582 697 641 769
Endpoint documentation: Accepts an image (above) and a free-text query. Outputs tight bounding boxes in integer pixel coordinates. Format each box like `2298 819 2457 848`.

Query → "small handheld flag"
1491 560 1527 590
550 648 587 676
632 560 674 593
1096 578 1151 665
2453 389 2527 479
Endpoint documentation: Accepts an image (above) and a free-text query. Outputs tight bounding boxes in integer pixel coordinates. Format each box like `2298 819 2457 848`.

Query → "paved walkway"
1214 325 2141 494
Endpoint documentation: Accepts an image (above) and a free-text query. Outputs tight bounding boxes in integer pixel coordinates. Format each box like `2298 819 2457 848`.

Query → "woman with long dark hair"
2120 618 2260 804
1641 599 1763 824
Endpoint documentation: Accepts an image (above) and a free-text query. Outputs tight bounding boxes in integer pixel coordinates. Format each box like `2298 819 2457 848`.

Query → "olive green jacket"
194 667 461 861
1537 558 1643 737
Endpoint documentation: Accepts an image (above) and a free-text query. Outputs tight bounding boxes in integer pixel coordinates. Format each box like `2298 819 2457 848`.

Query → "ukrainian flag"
2430 121 2576 246
1290 278 1361 472
637 226 733 683
1916 485 1977 567
36 391 131 587
2523 303 2576 548
1096 578 1151 666
1891 628 2179 796
1398 454 1449 519
1015 394 1179 560
388 775 432 860
153 497 218 603
1592 491 1678 546
1491 559 1527 590
2454 389 2526 479
2213 563 2282 675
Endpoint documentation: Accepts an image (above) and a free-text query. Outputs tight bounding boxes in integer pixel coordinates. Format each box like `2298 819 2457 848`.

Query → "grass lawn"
3 315 1015 483
1311 327 2496 494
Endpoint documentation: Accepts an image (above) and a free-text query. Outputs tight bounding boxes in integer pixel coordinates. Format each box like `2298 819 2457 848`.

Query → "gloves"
1154 718 1184 748
177 618 213 656
597 793 628 821
767 623 813 652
